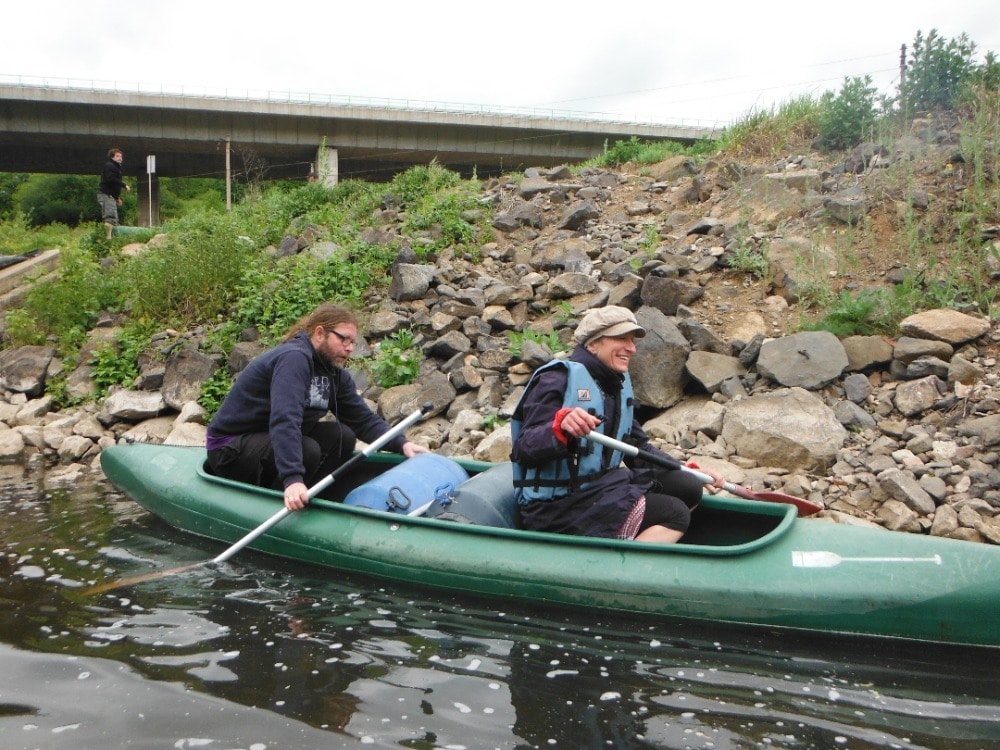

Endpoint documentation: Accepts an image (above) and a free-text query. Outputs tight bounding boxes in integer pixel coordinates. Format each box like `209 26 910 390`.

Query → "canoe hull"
101 443 1000 648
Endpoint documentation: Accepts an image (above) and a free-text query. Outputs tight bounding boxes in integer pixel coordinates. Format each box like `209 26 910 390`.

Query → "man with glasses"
207 303 427 510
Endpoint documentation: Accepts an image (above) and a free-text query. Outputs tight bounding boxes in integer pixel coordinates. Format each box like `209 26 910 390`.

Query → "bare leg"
634 525 684 544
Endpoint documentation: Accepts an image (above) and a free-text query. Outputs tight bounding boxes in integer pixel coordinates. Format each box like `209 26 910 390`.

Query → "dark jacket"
207 332 405 488
99 159 127 199
510 346 669 537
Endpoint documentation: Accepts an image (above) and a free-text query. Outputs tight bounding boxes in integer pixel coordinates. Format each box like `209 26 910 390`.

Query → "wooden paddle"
583 430 823 517
87 403 432 594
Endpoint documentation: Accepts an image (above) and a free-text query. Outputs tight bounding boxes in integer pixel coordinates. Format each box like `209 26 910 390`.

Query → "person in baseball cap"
511 305 724 544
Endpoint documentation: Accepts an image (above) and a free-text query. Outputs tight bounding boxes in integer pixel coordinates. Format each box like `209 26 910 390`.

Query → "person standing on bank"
98 148 130 239
206 303 428 511
511 306 725 543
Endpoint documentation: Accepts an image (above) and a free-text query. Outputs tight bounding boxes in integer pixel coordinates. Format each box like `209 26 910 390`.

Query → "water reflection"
2 466 999 749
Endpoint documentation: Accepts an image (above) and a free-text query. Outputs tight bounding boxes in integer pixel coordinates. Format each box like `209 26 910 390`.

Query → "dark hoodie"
99 158 127 199
207 332 404 488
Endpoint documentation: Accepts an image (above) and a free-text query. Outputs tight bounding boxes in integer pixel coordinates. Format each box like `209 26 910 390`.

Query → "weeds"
90 326 155 395
198 367 234 419
583 136 717 169
370 330 422 388
509 329 569 359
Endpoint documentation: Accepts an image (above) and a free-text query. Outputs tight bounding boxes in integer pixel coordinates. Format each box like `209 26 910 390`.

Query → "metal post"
146 154 156 227
225 137 232 212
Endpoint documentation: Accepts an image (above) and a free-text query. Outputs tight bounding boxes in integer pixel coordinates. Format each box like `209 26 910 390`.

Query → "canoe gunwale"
189 446 799 559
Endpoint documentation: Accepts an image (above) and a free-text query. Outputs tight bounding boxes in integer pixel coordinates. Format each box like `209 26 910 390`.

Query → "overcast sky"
3 1 997 127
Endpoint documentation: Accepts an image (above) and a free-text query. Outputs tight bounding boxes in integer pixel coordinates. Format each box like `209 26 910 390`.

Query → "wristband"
552 407 574 446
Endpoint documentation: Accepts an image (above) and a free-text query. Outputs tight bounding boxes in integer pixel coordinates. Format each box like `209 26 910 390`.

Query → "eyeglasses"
327 329 355 346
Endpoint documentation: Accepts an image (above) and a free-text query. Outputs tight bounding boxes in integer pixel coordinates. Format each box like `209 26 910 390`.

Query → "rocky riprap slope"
1 117 998 544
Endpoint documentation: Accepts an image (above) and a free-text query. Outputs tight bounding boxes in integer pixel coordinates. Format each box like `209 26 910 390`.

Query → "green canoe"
100 443 1000 649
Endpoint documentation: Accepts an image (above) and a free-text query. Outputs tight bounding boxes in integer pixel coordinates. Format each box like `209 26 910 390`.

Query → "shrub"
817 76 885 151
90 326 154 395
900 29 979 113
109 212 254 324
233 252 376 343
198 367 234 420
6 245 115 349
0 212 76 255
509 329 569 359
16 174 117 227
584 136 717 169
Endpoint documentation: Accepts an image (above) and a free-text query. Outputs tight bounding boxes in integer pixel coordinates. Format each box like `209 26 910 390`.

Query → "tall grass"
718 96 822 158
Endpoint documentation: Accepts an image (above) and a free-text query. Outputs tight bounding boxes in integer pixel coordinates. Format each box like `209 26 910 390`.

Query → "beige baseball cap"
574 306 646 346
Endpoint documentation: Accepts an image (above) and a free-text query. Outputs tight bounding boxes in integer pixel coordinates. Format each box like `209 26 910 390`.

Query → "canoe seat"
424 461 521 529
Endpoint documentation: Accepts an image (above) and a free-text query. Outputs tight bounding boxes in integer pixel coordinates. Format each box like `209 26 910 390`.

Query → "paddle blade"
83 561 207 595
721 481 822 516
749 490 823 517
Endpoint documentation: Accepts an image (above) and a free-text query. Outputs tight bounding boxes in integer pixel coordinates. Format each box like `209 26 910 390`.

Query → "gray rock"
877 469 937 515
899 309 991 344
0 345 56 397
721 387 847 471
893 376 945 417
162 348 218 412
631 307 690 409
757 331 848 389
639 276 704 315
104 390 166 421
685 351 746 393
389 263 435 302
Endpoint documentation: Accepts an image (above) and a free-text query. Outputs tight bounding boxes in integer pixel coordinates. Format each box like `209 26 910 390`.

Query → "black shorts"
638 468 705 533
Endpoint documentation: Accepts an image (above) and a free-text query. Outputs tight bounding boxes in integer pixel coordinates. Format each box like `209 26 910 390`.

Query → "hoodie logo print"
308 376 331 409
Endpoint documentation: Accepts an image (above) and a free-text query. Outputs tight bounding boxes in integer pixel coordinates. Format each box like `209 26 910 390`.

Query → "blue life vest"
511 360 634 504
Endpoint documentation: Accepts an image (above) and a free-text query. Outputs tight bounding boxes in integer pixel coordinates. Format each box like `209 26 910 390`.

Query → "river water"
1 461 998 750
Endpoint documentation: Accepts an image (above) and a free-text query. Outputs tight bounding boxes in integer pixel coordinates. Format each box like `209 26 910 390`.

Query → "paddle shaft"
583 430 708 479
582 430 820 516
211 403 431 563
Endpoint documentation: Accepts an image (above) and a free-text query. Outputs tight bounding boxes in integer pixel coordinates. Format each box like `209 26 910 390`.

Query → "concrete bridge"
0 79 719 223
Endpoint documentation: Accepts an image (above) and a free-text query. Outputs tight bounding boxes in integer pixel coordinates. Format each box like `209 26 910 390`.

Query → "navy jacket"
208 332 404 488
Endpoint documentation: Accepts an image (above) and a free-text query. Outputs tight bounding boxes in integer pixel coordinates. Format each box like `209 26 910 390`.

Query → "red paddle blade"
749 490 823 517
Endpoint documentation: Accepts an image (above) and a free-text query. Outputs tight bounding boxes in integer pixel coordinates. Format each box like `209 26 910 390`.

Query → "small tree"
817 75 883 151
900 29 978 113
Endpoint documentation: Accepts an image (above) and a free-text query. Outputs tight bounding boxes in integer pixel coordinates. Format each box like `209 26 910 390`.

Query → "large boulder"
0 345 56 397
630 306 690 409
721 387 848 471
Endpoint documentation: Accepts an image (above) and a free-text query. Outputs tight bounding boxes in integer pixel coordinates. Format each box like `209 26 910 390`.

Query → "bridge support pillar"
315 145 338 186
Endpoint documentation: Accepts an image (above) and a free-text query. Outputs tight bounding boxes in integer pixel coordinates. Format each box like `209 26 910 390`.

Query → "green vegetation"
816 76 888 151
509 329 570 359
727 242 770 281
91 326 154 396
584 135 717 168
717 96 822 158
370 330 422 388
0 28 997 400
